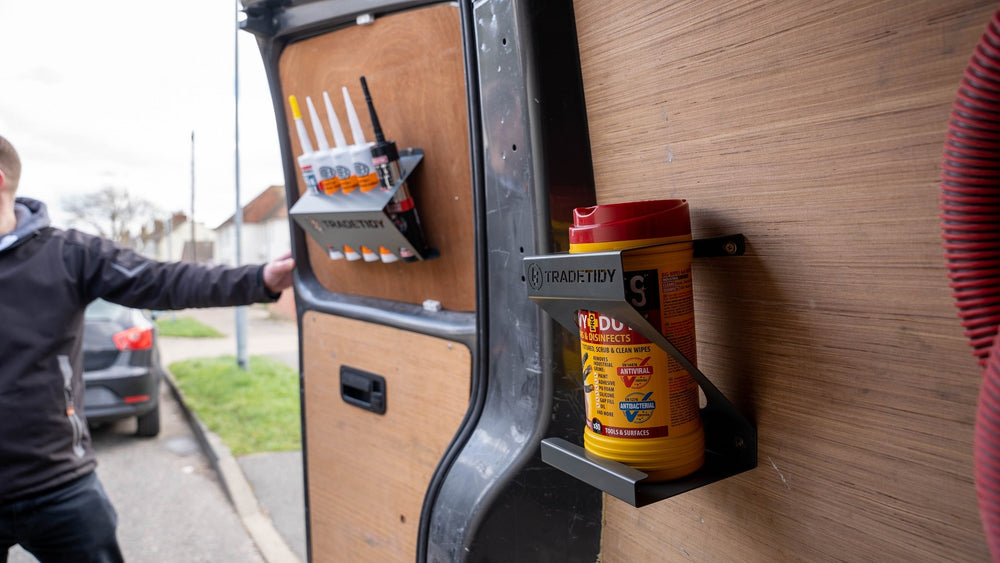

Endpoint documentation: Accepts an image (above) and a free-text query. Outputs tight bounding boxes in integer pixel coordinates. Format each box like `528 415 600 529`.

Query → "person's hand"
263 252 295 294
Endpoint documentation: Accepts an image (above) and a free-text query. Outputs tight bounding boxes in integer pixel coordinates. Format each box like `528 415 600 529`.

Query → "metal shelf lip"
525 234 757 506
289 149 436 261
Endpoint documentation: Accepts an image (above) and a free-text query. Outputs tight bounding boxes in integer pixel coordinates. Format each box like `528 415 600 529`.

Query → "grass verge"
156 316 225 338
170 355 300 455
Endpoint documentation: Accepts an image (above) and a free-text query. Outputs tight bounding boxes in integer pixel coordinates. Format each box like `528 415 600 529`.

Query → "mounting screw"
734 436 745 450
724 240 739 255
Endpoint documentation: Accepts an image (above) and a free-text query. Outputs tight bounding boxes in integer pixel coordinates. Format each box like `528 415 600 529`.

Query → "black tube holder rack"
289 148 435 261
524 234 757 507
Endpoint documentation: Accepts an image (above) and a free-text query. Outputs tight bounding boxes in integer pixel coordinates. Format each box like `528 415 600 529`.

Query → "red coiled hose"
941 8 1000 559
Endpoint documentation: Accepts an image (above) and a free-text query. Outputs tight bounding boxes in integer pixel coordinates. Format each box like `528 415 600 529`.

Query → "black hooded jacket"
0 198 281 502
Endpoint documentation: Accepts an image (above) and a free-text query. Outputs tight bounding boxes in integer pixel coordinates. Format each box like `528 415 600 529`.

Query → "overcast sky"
0 0 284 230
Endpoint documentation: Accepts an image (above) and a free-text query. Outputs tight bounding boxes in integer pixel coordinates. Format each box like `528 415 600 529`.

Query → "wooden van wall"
571 0 993 560
278 4 475 311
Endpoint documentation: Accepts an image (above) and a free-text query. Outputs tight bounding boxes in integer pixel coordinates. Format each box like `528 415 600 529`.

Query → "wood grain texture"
301 312 471 562
278 4 475 311
572 0 994 560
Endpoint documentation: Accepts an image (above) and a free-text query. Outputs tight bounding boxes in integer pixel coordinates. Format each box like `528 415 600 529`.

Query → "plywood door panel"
572 0 992 560
301 312 471 562
278 4 475 311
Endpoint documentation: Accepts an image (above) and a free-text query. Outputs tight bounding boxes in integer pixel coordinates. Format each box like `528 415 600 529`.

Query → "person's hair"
0 135 21 193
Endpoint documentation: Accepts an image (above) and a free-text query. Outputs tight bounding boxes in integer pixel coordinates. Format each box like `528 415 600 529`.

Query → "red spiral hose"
942 8 1000 559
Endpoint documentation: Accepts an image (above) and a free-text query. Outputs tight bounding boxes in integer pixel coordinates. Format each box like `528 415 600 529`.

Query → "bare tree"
62 186 159 246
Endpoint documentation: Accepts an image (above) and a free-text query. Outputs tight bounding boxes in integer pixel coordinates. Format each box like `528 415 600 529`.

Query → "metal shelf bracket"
524 234 757 506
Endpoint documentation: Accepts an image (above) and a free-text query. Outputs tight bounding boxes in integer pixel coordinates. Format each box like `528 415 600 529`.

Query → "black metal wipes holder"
289 149 435 261
524 234 757 507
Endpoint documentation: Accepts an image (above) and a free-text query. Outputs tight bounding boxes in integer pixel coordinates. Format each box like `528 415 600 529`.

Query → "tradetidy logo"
527 263 543 290
317 218 385 230
527 265 617 291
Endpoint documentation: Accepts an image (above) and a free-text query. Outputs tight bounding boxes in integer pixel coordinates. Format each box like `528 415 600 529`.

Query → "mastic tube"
342 87 379 192
343 246 362 261
288 96 320 194
360 245 379 262
569 199 704 482
305 96 341 195
359 76 430 259
326 246 345 260
323 91 359 193
386 182 429 261
378 246 399 263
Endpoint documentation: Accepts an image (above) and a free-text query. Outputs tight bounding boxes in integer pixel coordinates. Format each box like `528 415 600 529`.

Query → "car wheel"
136 404 161 437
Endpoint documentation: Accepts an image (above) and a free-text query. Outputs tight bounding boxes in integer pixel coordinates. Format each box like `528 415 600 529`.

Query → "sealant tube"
378 246 399 263
358 76 431 260
288 95 320 194
323 91 359 193
360 245 379 262
360 76 403 190
342 86 379 192
326 245 345 260
343 246 362 261
305 96 341 195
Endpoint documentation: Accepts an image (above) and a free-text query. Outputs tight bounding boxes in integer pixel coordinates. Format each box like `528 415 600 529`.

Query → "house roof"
215 185 287 229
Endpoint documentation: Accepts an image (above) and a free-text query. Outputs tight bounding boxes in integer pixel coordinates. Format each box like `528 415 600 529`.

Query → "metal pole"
235 0 248 370
190 131 197 262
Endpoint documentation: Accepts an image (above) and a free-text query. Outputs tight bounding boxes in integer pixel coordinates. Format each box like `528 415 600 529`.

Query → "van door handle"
340 366 387 414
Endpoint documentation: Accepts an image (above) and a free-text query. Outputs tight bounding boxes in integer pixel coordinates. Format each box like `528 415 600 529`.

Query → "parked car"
82 299 164 437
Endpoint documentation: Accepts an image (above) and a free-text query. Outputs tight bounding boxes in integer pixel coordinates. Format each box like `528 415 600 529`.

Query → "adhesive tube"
288 96 320 194
343 246 362 261
323 91 359 193
359 76 430 261
378 246 399 263
360 77 404 190
360 245 379 262
326 245 345 260
305 96 341 195
342 86 379 192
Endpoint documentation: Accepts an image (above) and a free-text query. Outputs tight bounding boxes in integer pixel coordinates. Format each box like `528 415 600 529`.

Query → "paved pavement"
157 305 306 563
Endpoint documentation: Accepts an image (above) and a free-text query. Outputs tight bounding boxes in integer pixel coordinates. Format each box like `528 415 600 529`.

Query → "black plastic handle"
340 366 387 415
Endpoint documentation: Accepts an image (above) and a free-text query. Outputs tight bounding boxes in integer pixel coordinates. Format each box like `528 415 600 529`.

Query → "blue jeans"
0 472 123 563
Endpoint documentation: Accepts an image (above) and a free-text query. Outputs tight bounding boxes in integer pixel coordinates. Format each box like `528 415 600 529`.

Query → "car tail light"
112 327 153 351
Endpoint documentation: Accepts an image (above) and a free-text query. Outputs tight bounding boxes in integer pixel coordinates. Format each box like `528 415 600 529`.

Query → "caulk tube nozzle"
289 95 319 194
305 96 330 152
288 95 314 153
359 77 401 189
323 91 348 148
321 91 357 192
360 76 386 144
342 86 367 145
305 95 342 194
342 85 379 192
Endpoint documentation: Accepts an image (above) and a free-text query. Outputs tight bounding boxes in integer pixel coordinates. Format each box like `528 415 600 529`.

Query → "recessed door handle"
340 366 387 415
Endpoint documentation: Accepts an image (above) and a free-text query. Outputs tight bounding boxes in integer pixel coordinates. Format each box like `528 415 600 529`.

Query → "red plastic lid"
569 199 690 245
